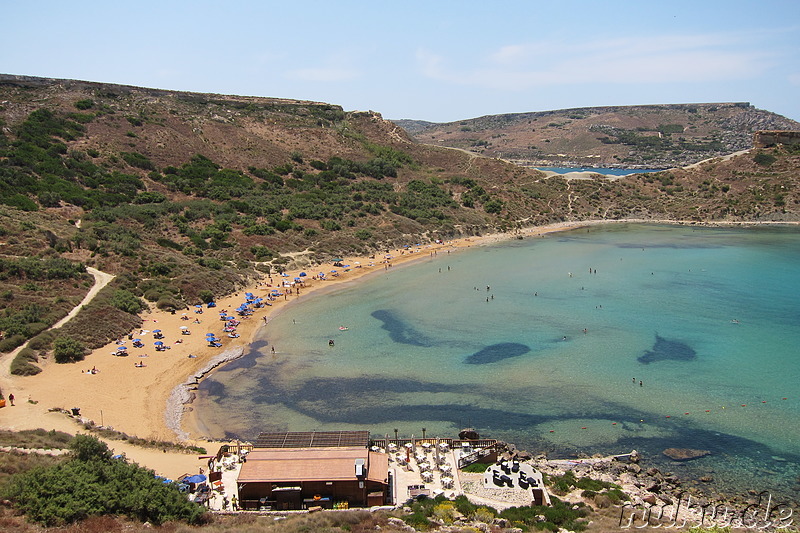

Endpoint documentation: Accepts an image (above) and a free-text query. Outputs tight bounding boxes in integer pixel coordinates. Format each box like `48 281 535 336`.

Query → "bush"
52 336 86 363
753 152 776 167
10 348 42 376
27 331 56 351
0 334 27 353
2 435 206 526
121 152 155 171
156 296 181 311
198 290 214 304
432 501 457 524
110 289 145 314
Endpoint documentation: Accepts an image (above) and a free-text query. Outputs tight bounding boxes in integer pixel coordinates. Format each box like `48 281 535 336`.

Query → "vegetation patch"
1 435 207 526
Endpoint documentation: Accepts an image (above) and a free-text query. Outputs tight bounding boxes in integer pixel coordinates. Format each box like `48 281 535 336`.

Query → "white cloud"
419 31 774 90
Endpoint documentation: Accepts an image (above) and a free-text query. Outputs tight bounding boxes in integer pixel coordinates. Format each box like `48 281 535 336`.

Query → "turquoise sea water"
195 224 800 498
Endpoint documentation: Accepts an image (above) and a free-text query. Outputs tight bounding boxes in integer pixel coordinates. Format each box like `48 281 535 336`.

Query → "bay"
195 223 800 498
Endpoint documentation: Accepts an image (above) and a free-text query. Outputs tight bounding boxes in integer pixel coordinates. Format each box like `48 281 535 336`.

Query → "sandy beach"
1 218 796 477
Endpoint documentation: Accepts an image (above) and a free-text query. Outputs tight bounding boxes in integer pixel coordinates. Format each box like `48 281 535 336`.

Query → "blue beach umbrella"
299 272 307 277
154 341 164 346
153 329 161 333
117 346 127 351
184 474 207 484
133 339 141 343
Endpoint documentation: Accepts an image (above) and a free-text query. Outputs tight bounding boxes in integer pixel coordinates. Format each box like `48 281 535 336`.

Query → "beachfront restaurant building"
236 431 390 510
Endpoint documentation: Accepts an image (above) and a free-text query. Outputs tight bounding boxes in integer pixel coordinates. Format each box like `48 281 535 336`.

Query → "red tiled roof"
238 447 388 484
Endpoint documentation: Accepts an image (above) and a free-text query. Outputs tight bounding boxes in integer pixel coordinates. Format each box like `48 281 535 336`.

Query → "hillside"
0 74 799 363
395 103 800 168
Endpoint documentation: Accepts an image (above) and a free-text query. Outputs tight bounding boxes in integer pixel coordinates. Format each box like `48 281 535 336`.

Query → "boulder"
662 448 711 461
459 428 480 440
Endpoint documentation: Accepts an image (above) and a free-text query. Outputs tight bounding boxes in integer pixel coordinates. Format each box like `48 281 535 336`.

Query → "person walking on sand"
8 393 14 406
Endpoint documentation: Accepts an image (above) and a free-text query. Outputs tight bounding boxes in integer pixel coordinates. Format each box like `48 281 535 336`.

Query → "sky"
3 1 799 123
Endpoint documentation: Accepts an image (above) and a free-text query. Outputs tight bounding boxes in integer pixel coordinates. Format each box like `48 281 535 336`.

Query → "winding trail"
0 267 115 383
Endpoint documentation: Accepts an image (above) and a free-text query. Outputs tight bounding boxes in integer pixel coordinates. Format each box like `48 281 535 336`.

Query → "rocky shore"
491 441 796 528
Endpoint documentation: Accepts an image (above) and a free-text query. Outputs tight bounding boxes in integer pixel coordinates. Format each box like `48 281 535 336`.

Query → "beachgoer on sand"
8 393 14 406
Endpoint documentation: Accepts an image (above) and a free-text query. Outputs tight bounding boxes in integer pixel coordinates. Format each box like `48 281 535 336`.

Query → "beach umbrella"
117 346 127 351
206 333 216 337
180 326 188 330
154 341 164 346
184 474 207 484
133 339 141 343
332 258 342 262
153 329 161 334
330 269 337 273
195 304 202 308
299 272 307 277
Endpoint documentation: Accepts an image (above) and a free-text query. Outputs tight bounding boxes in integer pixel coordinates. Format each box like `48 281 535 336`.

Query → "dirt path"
0 267 115 383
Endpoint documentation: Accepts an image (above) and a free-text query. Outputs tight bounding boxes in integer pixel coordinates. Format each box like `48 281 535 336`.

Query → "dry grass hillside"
0 74 798 368
397 103 800 168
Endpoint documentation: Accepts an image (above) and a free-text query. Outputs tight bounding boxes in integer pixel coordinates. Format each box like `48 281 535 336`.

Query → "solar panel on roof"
254 431 370 448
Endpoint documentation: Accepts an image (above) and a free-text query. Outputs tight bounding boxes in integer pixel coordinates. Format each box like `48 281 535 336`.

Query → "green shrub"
74 99 95 110
156 296 181 311
753 152 776 167
110 289 145 314
2 435 206 526
121 152 155 171
10 348 42 376
198 290 214 304
52 336 86 363
402 511 431 530
27 331 56 351
143 288 162 302
0 334 26 353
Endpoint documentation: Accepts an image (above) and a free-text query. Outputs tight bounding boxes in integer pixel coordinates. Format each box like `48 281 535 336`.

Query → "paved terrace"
197 439 535 512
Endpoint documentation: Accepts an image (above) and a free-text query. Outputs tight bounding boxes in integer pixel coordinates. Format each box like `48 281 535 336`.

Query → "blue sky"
3 1 799 122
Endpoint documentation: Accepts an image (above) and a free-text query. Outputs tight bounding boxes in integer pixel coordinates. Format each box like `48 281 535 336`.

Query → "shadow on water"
371 309 432 347
638 334 697 364
214 340 270 371
464 342 531 364
205 365 800 498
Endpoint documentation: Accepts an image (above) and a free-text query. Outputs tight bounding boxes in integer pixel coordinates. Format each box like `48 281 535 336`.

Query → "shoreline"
2 218 798 458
